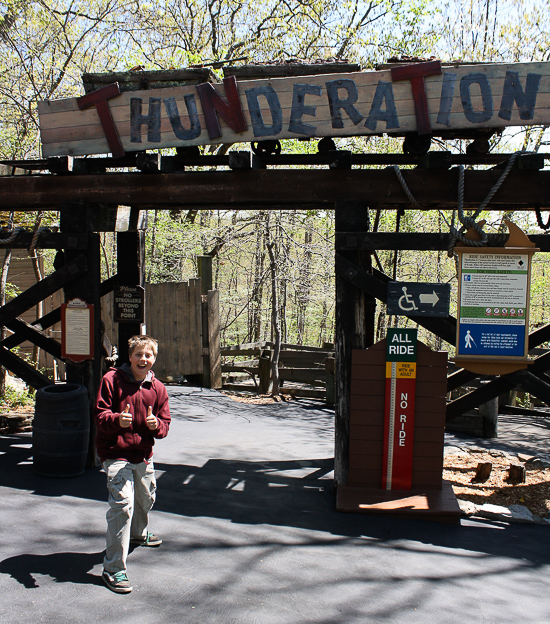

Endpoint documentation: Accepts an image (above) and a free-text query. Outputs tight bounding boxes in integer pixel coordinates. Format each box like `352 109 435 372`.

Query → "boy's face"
129 344 156 381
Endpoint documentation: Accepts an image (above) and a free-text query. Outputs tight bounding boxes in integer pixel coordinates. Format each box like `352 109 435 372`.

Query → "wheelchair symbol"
398 287 418 312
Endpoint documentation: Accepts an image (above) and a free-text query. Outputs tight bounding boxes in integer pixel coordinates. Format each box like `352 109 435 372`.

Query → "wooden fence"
221 341 335 403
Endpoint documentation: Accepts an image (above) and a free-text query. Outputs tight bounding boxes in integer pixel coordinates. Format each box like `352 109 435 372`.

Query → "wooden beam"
5 318 62 359
116 230 145 363
335 255 457 345
336 232 550 251
447 350 550 417
0 254 87 327
507 370 550 406
1 169 550 210
447 377 515 418
0 231 88 250
1 309 61 350
2 273 117 355
0 345 52 389
334 201 373 488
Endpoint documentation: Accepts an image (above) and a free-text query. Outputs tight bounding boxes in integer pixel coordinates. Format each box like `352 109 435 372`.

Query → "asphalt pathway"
0 386 549 624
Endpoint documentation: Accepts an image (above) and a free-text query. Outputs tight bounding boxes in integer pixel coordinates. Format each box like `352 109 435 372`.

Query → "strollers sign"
38 60 549 158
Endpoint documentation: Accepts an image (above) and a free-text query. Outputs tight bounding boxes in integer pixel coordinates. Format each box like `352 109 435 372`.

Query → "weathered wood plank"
207 289 222 388
0 254 87 327
5 318 62 359
39 62 550 157
1 170 550 211
0 345 52 389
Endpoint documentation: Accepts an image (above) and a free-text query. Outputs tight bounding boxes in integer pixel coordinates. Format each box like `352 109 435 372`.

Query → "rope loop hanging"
535 206 550 230
448 151 521 255
0 226 24 245
391 165 420 209
29 227 49 252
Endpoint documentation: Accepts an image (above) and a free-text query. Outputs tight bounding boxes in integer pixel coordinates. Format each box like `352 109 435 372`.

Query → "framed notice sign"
382 328 417 491
61 298 94 362
455 221 538 375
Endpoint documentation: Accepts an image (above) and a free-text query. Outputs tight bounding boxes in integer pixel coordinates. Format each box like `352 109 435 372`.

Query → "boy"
95 335 170 594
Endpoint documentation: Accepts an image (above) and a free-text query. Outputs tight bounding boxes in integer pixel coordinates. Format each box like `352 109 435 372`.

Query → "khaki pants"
102 458 157 574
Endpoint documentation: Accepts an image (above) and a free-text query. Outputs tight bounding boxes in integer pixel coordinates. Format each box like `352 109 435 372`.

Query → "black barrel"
33 383 90 477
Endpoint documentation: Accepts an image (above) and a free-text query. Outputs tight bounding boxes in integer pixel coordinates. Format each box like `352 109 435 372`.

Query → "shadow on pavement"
0 551 104 589
2 433 549 573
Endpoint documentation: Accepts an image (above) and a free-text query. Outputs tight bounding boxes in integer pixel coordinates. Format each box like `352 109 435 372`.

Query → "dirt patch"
223 392 292 405
444 449 550 518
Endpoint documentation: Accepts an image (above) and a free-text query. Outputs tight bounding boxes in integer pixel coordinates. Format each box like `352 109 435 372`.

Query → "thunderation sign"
38 60 549 158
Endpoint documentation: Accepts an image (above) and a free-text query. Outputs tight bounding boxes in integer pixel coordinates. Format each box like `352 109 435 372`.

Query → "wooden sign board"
61 298 94 362
114 285 145 323
38 60 550 158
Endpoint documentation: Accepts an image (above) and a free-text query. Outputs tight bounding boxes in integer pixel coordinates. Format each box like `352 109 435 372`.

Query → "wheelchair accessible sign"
457 252 530 360
387 282 451 317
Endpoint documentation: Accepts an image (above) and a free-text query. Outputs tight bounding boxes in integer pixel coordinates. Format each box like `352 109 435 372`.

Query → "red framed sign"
61 298 94 362
382 328 417 490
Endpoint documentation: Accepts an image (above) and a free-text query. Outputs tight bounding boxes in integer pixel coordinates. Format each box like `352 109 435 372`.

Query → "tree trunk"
0 212 15 395
265 214 280 397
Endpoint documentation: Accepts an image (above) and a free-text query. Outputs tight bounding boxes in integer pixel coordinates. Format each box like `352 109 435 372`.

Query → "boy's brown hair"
128 334 158 357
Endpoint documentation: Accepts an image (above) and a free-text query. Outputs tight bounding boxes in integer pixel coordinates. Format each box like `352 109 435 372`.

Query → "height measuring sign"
382 328 417 490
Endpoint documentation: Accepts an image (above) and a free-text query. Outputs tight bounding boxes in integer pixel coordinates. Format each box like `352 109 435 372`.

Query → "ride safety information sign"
382 328 417 491
457 252 530 360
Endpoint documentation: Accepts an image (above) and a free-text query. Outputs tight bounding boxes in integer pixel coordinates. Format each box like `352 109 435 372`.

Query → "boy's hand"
146 405 158 431
119 404 133 428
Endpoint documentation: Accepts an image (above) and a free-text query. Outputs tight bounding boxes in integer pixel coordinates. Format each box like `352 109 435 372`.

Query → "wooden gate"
102 278 220 384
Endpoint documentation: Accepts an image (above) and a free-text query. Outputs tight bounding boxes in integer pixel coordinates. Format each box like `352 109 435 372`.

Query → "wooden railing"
221 341 335 404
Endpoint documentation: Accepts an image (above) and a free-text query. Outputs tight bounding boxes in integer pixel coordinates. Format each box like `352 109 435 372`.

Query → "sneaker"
102 570 132 594
130 531 162 547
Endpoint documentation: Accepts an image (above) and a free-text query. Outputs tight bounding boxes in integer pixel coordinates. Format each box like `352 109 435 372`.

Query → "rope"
29 211 44 252
29 226 49 252
0 226 50 247
535 207 550 230
391 166 420 208
0 226 24 244
448 151 521 255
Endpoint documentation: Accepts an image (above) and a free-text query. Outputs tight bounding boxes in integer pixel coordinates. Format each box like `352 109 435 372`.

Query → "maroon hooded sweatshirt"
95 364 171 463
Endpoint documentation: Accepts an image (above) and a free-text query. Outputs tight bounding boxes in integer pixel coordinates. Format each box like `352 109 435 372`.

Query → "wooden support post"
259 347 273 394
207 290 221 388
60 207 102 465
334 201 374 488
200 289 221 389
116 229 146 363
479 381 498 438
197 255 213 295
325 356 335 406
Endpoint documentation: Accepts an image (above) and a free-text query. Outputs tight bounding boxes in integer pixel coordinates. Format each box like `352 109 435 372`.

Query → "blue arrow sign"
387 281 451 317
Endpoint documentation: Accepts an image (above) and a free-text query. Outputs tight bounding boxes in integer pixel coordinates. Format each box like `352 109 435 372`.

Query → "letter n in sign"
382 328 417 490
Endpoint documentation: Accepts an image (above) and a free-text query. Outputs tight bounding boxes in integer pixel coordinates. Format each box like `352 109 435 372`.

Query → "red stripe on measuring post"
381 328 417 490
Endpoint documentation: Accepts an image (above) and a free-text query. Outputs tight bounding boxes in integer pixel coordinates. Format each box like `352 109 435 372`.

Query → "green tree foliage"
2 0 550 354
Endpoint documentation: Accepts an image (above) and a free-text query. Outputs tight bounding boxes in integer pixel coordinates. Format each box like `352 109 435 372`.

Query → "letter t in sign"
77 83 125 158
391 60 442 135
